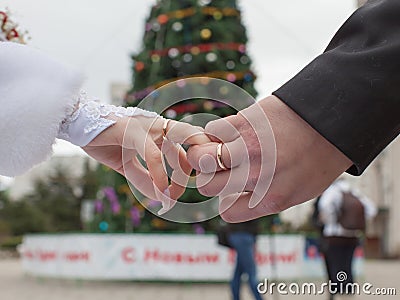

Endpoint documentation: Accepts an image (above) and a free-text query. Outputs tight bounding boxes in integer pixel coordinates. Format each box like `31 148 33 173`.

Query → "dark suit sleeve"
273 0 400 175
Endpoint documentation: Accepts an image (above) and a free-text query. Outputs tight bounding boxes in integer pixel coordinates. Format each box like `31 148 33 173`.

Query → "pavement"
0 259 398 300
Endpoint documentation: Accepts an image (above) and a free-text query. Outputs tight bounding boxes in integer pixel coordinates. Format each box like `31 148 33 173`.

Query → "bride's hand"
83 115 210 213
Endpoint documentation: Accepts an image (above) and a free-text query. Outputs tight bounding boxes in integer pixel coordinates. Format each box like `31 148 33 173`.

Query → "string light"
150 42 246 57
148 6 240 24
126 71 255 103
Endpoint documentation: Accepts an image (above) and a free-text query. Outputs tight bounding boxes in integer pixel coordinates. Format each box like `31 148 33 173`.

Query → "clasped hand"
84 96 352 222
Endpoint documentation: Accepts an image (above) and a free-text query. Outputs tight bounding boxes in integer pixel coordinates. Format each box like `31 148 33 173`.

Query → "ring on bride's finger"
162 119 171 140
216 143 228 171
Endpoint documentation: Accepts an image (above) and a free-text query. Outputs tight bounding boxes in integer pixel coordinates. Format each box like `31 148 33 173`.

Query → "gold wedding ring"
162 119 171 140
216 143 228 170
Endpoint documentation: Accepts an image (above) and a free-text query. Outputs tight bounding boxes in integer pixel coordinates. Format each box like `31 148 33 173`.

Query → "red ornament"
157 14 169 25
135 61 145 72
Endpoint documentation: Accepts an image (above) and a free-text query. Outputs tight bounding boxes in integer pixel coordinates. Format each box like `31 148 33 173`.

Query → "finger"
123 121 173 212
187 139 246 173
162 139 192 189
154 185 175 215
166 120 211 145
134 126 169 195
157 140 192 215
114 148 138 176
128 157 174 214
218 192 272 223
196 165 249 197
204 116 241 142
124 157 157 200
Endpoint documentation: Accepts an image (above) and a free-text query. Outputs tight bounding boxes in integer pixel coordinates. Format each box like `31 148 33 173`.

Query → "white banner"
19 234 356 281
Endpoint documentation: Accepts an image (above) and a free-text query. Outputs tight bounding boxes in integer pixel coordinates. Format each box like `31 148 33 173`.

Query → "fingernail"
248 196 262 209
199 159 206 173
157 189 171 215
199 154 217 173
158 200 171 215
158 206 169 215
163 188 170 197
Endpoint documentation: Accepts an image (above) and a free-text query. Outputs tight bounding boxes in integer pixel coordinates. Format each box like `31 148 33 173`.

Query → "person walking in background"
318 177 377 300
226 219 262 300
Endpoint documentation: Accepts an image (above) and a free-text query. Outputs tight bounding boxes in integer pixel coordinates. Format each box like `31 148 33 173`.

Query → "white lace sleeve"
58 92 159 147
0 42 84 177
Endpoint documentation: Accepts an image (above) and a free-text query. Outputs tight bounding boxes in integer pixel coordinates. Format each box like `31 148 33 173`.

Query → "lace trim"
59 90 159 140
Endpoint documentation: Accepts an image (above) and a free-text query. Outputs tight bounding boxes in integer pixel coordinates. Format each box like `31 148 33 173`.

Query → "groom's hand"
187 95 352 222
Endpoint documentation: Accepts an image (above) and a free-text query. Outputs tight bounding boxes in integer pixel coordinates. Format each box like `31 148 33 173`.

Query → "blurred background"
1 0 399 299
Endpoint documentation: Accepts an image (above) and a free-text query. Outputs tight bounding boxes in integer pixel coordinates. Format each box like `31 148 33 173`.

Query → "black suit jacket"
273 0 400 175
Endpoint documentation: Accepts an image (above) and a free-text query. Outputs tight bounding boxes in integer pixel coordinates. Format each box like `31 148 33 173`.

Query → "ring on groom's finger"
216 143 229 171
162 119 171 140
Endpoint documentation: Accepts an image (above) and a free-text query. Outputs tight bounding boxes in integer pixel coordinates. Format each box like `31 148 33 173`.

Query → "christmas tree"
92 0 259 233
126 0 257 110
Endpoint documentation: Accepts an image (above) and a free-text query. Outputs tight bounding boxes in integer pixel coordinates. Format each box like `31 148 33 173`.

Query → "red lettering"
144 249 219 264
64 252 90 262
255 251 297 265
277 253 297 263
144 249 159 262
37 250 57 262
122 247 136 263
23 250 34 259
205 253 219 263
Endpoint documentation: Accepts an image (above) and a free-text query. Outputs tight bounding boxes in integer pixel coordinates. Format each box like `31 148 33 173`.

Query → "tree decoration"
152 22 161 32
171 59 181 68
213 11 223 20
126 70 256 102
151 54 161 62
226 73 237 82
183 53 193 63
198 0 212 6
157 14 169 25
219 86 229 95
145 22 153 31
240 55 250 64
226 60 235 69
200 28 212 40
149 42 247 57
172 21 183 32
135 61 145 72
168 47 180 58
203 101 214 111
165 109 177 119
238 44 246 53
206 52 217 62
190 46 201 55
